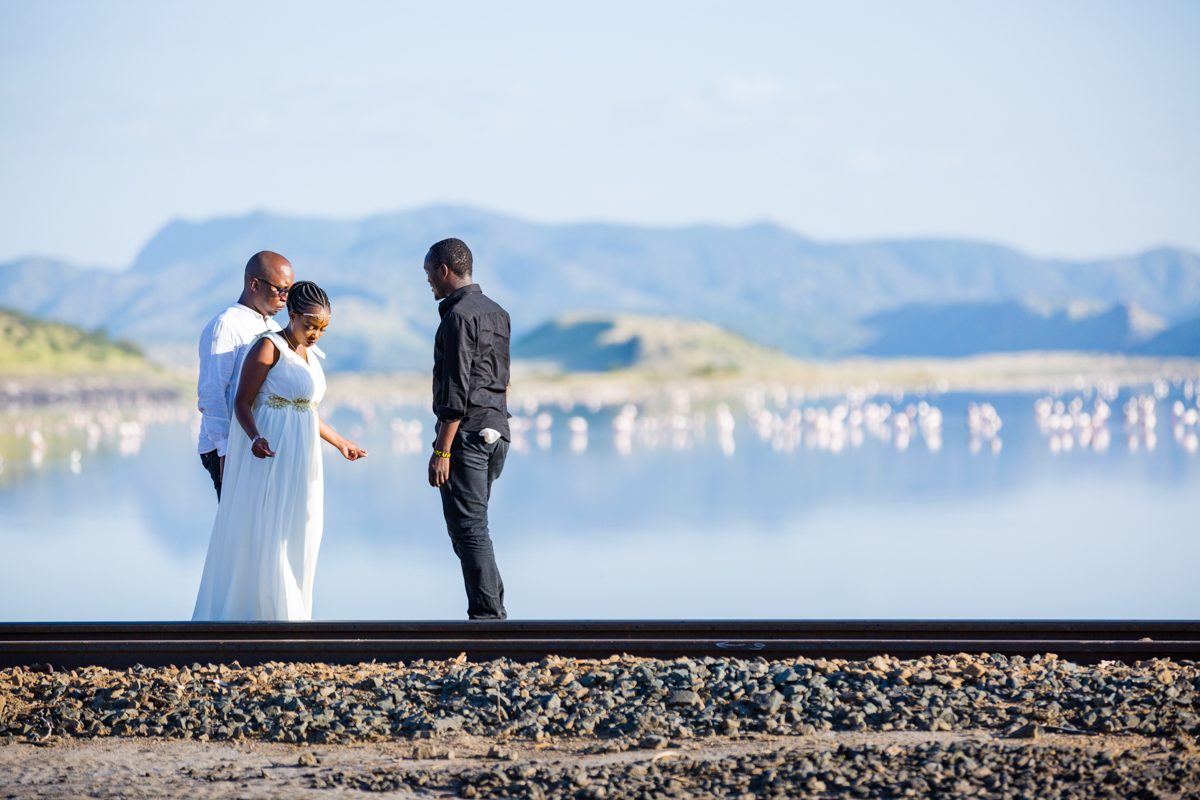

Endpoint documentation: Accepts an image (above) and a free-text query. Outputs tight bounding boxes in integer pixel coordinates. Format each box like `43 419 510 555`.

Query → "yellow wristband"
433 449 452 458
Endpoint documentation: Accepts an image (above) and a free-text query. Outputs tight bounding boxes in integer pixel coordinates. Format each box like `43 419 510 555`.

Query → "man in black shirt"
425 238 511 620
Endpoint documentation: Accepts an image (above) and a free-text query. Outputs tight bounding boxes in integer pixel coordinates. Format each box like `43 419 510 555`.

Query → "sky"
1 1 1198 268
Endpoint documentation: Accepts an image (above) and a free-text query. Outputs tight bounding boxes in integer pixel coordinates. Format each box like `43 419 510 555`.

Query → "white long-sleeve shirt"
197 303 282 456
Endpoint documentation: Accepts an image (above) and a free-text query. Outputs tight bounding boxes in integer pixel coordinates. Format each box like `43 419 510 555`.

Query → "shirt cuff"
215 436 229 458
436 406 466 423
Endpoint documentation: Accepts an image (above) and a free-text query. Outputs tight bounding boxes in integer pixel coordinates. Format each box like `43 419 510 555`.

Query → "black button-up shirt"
433 284 511 439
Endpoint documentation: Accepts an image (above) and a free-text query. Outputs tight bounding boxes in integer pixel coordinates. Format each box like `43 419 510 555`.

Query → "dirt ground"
0 728 1174 799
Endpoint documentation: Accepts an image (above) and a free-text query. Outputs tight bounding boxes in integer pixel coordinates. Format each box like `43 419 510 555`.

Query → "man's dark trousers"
439 429 508 620
200 450 222 499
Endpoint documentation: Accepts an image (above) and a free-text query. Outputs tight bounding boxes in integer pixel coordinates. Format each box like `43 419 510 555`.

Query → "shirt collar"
234 302 275 325
438 283 481 316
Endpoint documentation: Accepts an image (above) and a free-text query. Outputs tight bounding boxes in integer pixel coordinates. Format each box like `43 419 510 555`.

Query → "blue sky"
1 0 1198 267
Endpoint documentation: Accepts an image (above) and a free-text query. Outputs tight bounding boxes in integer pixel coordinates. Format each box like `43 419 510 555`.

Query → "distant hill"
1 207 1198 370
514 313 796 376
856 300 1174 357
0 307 152 375
855 299 1200 358
1134 317 1200 356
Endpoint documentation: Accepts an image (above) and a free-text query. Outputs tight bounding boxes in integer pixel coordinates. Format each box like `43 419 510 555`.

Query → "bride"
193 281 367 621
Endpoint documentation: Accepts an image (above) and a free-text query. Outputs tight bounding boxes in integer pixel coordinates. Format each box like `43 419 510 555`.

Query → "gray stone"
752 691 784 716
431 716 463 734
1008 723 1041 739
638 735 668 750
666 690 700 707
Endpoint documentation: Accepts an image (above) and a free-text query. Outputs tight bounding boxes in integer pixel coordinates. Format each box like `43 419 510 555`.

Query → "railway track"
1 620 1196 669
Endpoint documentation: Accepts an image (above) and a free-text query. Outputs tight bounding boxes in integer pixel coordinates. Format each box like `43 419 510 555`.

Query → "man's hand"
428 452 450 487
338 439 368 461
428 419 460 487
219 455 225 481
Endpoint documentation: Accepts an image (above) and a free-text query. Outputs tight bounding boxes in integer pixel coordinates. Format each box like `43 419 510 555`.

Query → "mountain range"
0 206 1197 371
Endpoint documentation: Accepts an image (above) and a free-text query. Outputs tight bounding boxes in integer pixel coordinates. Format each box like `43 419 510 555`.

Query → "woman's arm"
319 418 368 461
233 338 280 459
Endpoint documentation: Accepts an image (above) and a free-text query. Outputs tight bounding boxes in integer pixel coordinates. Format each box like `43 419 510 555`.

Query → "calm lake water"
2 384 1198 621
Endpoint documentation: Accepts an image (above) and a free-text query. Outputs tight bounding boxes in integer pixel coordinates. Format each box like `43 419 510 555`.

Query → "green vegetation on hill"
0 308 152 375
514 313 798 377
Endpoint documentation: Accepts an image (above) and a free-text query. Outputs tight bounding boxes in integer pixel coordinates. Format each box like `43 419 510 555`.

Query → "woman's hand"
319 417 367 461
338 439 368 461
251 436 275 458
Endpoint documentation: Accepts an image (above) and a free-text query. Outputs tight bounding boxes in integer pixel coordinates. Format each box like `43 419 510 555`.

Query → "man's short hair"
428 238 473 279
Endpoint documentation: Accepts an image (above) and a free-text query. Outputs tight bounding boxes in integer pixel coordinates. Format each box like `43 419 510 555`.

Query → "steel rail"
1 620 1197 641
0 638 1196 670
1 621 1197 669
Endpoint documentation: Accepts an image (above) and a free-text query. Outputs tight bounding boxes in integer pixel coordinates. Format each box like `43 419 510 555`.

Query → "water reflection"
389 418 425 455
0 403 190 483
1036 396 1112 454
568 416 588 453
5 380 1200 484
1 379 1198 621
1172 400 1200 453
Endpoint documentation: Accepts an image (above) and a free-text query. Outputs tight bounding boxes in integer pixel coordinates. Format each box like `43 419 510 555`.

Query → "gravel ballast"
2 652 1199 797
3 652 1198 744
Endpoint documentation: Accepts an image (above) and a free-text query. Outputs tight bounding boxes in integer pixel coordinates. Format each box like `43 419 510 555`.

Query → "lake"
1 381 1198 621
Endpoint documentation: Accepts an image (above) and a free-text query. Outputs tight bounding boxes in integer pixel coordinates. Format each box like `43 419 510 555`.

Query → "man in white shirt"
197 251 294 498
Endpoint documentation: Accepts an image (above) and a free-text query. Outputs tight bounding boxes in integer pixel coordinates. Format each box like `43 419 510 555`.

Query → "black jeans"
439 429 509 620
200 450 222 499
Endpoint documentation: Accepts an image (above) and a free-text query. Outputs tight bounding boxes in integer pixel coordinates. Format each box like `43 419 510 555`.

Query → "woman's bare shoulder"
247 335 282 364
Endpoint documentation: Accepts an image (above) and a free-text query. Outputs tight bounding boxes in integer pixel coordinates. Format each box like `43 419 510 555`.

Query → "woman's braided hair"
286 280 330 316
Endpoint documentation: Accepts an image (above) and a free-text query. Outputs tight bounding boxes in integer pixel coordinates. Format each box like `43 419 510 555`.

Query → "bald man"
197 251 294 498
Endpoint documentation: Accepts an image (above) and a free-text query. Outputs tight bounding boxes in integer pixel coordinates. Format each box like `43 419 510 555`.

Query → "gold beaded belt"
264 394 319 412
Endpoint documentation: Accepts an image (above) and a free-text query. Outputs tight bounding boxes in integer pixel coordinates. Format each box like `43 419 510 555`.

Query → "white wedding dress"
193 331 327 621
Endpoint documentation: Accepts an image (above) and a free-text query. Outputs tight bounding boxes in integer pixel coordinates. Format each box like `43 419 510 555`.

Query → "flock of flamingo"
392 387 957 458
3 376 1198 481
2 405 188 475
1034 377 1200 455
386 380 1200 460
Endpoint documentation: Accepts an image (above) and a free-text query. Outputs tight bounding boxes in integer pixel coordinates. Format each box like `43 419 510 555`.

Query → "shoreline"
3 352 1198 413
328 352 1200 415
1 369 189 410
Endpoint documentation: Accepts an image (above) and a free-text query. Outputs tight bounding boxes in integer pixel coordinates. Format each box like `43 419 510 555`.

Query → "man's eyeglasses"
255 278 290 297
